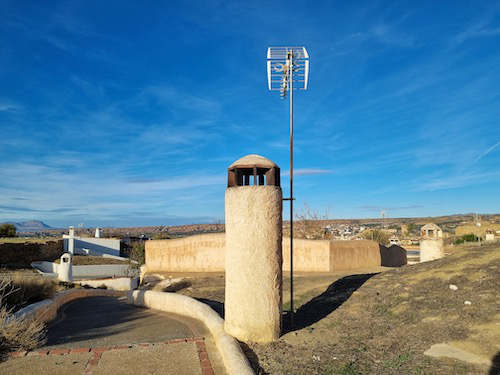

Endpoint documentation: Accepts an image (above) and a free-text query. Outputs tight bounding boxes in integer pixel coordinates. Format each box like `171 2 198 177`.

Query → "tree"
0 224 16 238
361 229 390 246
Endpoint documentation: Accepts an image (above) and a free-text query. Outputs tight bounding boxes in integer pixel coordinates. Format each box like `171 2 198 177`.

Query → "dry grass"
0 277 48 359
0 272 57 312
0 237 55 244
165 244 499 374
245 243 500 375
54 255 127 265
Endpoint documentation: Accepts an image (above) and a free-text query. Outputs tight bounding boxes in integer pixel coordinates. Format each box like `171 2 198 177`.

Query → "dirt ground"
145 243 500 374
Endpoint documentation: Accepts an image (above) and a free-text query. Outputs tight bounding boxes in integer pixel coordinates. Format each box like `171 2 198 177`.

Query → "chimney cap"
229 154 278 169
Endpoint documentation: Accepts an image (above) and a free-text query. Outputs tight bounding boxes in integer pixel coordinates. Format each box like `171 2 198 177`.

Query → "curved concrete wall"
128 291 254 375
13 289 124 324
225 186 282 343
145 235 406 274
77 277 139 291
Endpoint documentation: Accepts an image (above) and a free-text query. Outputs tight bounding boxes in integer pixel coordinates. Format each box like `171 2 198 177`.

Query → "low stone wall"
331 240 381 271
13 289 124 324
72 264 132 278
282 238 331 272
31 261 133 279
77 277 139 291
145 234 407 274
146 233 225 273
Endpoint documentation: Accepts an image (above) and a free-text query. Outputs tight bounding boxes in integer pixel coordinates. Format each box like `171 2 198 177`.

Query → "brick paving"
7 337 215 375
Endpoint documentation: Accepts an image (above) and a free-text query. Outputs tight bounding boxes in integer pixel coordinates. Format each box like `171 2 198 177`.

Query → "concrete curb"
13 288 125 324
128 290 254 375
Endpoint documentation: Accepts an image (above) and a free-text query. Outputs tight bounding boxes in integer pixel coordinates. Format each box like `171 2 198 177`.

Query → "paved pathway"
2 296 225 375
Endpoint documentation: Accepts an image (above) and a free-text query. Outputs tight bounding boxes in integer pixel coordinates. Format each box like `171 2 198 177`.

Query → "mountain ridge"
1 220 52 232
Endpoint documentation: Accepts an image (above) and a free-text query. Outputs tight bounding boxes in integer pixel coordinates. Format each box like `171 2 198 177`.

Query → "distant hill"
3 220 52 233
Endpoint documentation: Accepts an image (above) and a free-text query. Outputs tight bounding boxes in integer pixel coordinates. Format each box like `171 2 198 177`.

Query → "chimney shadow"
283 273 377 333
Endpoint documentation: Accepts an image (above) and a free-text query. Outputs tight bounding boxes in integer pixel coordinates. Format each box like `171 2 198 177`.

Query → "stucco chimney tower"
68 226 75 254
58 253 73 282
224 154 283 343
420 223 444 262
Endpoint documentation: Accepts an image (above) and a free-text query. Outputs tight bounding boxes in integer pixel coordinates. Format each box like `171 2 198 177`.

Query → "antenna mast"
267 47 309 328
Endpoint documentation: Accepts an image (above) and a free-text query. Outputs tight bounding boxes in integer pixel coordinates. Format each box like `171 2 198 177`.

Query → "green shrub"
454 233 479 244
0 224 16 238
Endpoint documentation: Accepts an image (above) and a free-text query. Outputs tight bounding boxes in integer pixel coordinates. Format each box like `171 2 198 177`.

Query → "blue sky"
1 1 499 228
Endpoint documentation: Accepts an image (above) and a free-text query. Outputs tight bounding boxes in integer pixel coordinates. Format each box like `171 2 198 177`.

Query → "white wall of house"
63 235 121 257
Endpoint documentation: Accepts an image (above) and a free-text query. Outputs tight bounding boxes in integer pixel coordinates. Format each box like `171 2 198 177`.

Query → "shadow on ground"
195 298 225 318
283 273 377 333
490 352 500 375
45 296 193 348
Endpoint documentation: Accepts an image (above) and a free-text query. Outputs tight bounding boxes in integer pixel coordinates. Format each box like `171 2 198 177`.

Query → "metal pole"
289 51 294 328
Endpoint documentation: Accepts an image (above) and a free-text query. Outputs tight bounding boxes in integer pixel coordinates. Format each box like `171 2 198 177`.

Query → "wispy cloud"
450 14 500 48
472 140 500 164
413 171 500 191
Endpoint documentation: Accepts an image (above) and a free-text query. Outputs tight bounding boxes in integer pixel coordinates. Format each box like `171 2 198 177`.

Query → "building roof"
229 154 278 168
421 223 442 231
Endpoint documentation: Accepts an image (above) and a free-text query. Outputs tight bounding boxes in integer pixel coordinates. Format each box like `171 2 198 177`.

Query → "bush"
0 273 57 312
294 204 330 239
361 229 391 246
0 224 16 238
130 241 145 267
0 277 47 359
152 233 171 240
454 233 480 245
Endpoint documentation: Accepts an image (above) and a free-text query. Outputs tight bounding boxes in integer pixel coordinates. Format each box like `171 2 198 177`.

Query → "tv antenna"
267 46 309 328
